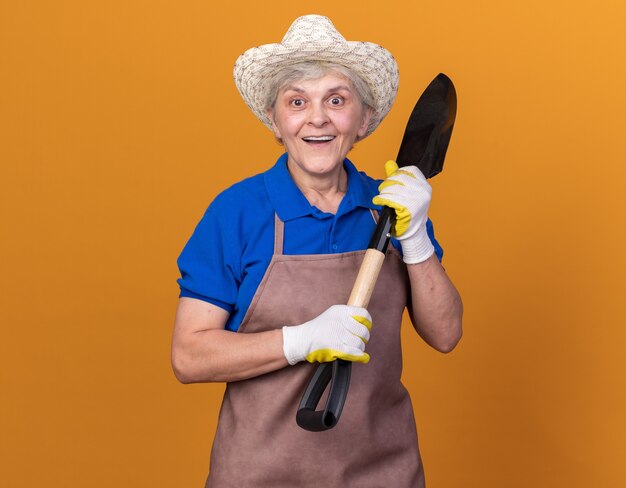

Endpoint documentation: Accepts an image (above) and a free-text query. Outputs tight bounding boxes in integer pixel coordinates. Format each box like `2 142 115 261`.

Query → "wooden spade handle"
347 249 386 308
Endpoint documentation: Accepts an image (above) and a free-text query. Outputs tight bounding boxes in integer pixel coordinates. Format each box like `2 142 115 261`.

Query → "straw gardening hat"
233 15 399 138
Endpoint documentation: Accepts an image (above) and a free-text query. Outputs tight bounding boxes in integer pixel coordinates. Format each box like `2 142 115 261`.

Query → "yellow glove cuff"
306 349 371 364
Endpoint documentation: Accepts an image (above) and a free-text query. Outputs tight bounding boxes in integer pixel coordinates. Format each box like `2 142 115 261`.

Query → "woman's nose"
308 102 330 126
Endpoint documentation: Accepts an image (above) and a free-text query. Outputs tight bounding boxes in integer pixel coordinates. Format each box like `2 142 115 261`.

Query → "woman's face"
268 72 373 181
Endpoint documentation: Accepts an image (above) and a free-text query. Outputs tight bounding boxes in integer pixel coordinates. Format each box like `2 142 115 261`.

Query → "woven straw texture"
233 15 399 138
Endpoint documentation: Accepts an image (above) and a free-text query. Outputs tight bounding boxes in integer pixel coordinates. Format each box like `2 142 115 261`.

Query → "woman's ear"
266 109 282 139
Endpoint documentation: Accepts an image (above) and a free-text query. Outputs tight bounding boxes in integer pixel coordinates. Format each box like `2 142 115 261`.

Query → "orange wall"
2 1 625 486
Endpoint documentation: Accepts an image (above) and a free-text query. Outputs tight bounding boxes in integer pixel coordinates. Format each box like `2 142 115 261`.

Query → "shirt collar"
264 153 378 222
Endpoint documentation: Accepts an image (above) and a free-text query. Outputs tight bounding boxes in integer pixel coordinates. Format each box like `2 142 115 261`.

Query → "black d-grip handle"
296 359 351 431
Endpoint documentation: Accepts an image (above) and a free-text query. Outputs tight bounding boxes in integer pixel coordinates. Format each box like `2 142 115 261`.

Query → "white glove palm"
282 305 372 365
372 160 434 264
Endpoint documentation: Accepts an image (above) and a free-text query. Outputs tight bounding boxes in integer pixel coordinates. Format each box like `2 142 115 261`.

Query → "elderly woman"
172 15 462 488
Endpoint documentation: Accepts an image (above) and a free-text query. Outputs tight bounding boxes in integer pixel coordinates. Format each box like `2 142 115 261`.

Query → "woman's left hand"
372 160 434 264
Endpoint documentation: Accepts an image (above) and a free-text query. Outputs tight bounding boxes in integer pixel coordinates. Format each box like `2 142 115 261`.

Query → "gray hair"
264 61 375 112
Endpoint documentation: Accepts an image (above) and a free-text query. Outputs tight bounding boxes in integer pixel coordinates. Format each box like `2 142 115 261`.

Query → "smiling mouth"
302 136 336 144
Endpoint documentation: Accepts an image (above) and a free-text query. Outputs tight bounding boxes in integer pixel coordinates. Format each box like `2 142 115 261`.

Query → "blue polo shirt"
177 153 443 331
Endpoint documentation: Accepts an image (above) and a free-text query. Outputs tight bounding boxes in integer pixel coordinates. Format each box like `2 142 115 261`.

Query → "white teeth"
303 136 335 142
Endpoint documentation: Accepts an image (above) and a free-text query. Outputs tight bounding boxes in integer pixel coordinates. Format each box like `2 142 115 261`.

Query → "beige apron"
206 214 425 487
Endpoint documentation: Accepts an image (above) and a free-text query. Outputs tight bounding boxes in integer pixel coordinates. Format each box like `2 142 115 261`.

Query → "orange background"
1 1 625 486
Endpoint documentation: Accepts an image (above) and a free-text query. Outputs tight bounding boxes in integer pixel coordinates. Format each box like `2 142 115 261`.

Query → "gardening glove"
282 304 372 365
372 160 435 264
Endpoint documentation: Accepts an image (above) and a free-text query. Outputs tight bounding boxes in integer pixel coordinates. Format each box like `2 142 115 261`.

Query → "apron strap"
274 213 285 255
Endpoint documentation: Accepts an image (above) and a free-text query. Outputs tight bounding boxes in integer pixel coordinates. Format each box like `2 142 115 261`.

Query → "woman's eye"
329 97 344 106
290 99 305 107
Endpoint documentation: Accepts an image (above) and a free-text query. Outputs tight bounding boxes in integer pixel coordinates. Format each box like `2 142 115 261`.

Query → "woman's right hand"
282 305 372 365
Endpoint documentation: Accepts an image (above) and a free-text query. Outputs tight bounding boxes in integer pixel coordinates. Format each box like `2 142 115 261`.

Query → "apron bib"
206 214 425 487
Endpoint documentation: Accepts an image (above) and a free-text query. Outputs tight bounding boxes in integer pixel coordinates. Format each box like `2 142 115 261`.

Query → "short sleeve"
177 207 241 313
